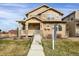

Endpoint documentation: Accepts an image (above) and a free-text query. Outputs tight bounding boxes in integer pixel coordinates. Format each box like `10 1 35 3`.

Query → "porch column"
25 25 28 39
40 23 43 37
18 23 22 39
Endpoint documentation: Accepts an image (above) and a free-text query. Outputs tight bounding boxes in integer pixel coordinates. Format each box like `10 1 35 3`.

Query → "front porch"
20 23 42 37
28 23 40 36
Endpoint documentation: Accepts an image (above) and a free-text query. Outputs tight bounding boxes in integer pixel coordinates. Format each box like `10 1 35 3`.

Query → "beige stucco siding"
40 9 62 21
42 23 52 37
43 23 66 38
57 24 66 38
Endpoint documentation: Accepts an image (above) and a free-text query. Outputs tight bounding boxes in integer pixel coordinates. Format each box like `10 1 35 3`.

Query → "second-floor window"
69 17 74 22
47 13 54 20
71 18 73 21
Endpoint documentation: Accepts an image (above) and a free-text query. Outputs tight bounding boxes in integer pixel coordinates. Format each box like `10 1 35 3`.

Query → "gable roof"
62 11 75 20
43 21 66 23
17 17 43 24
24 17 43 22
26 5 63 16
26 5 49 16
38 8 63 15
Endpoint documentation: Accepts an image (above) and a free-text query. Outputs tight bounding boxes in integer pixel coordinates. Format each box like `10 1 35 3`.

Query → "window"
76 23 79 28
71 18 73 21
57 25 62 31
47 13 53 20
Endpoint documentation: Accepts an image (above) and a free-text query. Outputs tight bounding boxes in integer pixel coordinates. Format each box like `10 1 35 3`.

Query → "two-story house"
17 5 67 39
62 11 79 37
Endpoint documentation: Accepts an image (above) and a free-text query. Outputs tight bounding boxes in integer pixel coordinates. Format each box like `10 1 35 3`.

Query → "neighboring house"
8 30 17 37
62 11 79 37
17 5 67 39
0 30 17 38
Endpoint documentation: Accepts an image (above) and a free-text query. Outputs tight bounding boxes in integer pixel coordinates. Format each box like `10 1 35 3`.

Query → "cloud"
0 10 18 19
0 3 29 9
55 7 79 17
0 4 34 31
0 18 19 31
0 3 33 16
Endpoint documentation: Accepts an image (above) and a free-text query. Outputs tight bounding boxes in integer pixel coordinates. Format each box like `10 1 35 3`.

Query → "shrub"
57 34 61 38
46 34 52 39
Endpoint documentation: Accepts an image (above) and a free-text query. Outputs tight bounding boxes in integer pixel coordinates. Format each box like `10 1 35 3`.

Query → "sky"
0 3 79 31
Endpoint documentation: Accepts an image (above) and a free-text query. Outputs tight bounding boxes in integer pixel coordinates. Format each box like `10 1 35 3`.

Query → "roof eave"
43 21 66 23
62 11 75 20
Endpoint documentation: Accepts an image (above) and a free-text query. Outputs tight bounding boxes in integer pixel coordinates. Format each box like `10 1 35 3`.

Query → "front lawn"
0 39 32 56
42 39 79 56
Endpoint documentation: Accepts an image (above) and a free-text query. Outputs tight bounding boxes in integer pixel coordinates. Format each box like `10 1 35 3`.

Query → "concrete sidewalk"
27 34 44 56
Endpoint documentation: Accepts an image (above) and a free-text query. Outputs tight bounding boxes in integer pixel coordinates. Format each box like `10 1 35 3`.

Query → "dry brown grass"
0 39 32 56
42 39 79 56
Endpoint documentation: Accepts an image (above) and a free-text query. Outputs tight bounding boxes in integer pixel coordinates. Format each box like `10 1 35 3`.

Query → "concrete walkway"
27 34 44 56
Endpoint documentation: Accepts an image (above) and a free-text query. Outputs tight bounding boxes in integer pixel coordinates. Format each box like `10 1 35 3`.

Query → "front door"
28 23 40 36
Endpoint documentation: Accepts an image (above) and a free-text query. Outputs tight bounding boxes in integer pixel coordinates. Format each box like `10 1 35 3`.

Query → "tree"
0 29 1 32
0 29 2 38
16 27 19 37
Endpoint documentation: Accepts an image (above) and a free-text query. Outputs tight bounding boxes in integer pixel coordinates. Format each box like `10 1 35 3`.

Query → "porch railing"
75 32 79 36
20 30 43 37
34 30 41 34
20 30 26 36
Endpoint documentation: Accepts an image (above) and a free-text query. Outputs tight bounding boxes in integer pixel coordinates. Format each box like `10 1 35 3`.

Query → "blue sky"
0 3 79 31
